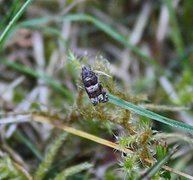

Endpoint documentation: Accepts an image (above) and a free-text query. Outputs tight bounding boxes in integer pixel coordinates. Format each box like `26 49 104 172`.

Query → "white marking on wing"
86 84 98 92
85 77 91 81
98 94 103 100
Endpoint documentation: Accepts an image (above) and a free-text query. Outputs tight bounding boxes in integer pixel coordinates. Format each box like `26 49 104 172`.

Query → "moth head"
81 65 98 87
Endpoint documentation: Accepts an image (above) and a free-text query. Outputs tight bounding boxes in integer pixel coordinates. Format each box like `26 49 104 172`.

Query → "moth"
81 65 108 105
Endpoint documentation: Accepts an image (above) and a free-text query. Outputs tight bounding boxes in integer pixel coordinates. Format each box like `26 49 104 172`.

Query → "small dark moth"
81 65 108 105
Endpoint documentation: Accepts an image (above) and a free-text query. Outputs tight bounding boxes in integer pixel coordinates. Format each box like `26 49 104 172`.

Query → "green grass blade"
0 0 33 48
0 0 21 31
18 16 52 29
15 130 43 161
140 146 178 179
64 14 158 66
17 14 161 71
108 94 193 134
2 60 73 102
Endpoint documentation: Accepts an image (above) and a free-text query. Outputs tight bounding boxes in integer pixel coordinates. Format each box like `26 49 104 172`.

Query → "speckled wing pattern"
81 66 108 105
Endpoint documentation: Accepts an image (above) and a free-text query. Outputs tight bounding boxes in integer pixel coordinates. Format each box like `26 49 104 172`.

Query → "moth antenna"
94 70 112 78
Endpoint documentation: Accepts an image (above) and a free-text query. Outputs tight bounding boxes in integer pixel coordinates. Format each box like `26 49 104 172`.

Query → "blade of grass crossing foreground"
0 0 33 48
108 94 193 134
0 0 21 31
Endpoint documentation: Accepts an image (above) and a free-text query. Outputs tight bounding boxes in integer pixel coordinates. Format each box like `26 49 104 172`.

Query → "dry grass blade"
32 114 193 180
13 162 33 180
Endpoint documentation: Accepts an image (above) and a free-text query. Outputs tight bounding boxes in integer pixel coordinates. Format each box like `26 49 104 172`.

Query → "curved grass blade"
64 15 157 65
0 0 33 48
17 14 161 71
108 94 193 134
